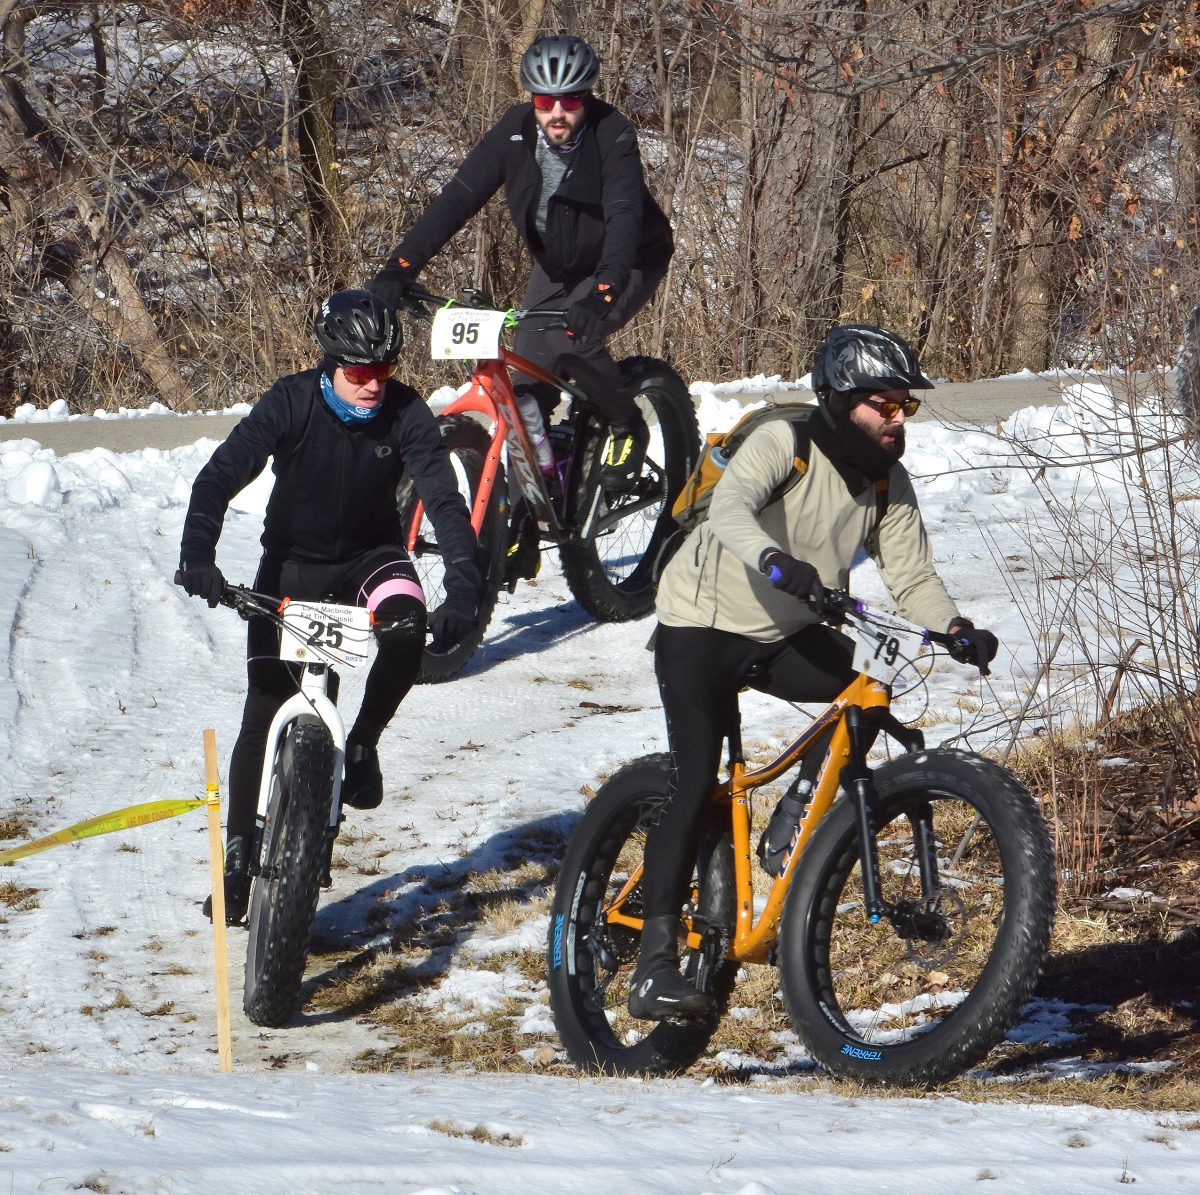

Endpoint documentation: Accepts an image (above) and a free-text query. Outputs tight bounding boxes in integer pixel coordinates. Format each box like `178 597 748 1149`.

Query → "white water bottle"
516 391 554 474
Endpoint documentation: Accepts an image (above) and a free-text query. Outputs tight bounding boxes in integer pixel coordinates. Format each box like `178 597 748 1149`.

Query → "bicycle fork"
841 705 935 924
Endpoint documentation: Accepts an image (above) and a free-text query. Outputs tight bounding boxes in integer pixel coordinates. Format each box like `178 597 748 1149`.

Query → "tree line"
1 0 1197 414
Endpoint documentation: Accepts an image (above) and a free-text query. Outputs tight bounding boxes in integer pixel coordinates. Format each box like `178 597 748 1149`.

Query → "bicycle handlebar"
399 284 567 328
782 584 988 673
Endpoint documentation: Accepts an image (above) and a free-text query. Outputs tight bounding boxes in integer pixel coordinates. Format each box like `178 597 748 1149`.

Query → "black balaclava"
809 389 902 486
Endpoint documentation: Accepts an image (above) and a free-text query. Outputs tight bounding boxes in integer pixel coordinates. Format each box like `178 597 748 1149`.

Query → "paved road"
0 375 1077 457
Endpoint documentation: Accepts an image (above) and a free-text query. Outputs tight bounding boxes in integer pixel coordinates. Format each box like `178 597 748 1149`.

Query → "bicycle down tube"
404 346 585 545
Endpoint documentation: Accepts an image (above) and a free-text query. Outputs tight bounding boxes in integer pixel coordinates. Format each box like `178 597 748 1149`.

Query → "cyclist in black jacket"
176 290 481 923
370 34 673 503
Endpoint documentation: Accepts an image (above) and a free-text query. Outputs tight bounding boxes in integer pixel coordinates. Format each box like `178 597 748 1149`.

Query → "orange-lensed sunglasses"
858 395 921 419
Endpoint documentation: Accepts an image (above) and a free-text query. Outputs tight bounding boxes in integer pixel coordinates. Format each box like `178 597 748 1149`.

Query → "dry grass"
0 881 40 912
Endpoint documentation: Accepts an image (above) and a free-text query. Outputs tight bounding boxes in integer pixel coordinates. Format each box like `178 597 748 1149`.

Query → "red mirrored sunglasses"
340 362 395 385
532 91 586 112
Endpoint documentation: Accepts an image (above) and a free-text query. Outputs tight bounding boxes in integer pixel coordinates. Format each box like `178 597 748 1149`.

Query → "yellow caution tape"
0 797 207 864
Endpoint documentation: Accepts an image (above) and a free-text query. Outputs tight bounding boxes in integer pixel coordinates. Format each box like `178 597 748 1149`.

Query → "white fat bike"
220 584 379 1027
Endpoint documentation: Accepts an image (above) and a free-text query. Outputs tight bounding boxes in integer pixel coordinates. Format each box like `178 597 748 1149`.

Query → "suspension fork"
841 705 888 923
841 705 941 921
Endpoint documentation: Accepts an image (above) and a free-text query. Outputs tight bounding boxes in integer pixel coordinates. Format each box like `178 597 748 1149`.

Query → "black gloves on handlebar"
565 286 615 343
369 259 417 310
946 620 999 676
428 595 477 651
760 551 830 617
175 561 225 608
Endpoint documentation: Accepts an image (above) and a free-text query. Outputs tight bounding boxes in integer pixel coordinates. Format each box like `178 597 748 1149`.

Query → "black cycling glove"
947 620 999 676
760 551 829 616
566 286 615 343
369 259 417 310
428 595 477 650
175 562 225 608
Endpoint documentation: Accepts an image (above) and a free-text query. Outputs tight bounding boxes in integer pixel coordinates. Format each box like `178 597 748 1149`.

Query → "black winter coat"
179 369 479 603
390 100 673 294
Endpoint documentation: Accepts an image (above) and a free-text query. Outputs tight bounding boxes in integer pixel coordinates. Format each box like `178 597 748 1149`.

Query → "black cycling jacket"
179 369 480 603
389 100 673 295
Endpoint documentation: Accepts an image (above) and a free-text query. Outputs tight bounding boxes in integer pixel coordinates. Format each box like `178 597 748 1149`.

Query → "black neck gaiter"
808 403 901 487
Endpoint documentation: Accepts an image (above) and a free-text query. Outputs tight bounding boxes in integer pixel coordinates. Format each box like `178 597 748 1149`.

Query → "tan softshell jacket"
655 420 961 642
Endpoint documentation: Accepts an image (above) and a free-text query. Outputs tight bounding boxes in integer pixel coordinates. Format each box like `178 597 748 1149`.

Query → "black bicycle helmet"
810 324 933 398
313 289 402 365
519 35 600 94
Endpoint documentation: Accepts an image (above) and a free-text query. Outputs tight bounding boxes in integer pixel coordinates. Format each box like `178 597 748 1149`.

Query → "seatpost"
840 705 886 922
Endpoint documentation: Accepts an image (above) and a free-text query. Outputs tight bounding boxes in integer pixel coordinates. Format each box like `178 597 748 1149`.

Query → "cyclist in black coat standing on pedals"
175 290 481 924
369 35 674 576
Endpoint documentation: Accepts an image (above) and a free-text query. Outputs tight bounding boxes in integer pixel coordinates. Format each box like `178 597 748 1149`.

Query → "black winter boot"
626 914 712 1021
202 834 251 926
342 742 383 810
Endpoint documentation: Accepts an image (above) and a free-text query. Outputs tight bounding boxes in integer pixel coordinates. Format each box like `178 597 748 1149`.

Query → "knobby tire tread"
559 358 699 622
777 748 1056 1087
243 720 335 1027
547 754 736 1076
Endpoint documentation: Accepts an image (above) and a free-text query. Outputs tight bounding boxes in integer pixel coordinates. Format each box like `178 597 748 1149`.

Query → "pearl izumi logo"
375 445 392 458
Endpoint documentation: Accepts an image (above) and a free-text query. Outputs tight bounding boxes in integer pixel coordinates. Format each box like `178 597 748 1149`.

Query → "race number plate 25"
278 600 372 666
430 307 507 360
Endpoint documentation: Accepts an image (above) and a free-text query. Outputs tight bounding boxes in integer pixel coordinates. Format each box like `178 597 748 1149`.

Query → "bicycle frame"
406 347 586 547
405 332 673 555
605 663 936 965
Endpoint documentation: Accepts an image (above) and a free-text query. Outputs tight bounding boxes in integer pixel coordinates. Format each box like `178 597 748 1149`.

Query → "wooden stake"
204 728 233 1073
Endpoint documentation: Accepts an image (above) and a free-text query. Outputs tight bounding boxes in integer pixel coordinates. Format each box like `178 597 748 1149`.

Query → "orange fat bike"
547 590 1056 1086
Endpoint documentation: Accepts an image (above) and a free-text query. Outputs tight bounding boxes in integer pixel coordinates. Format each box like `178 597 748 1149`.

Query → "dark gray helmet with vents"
314 289 402 364
811 324 933 397
519 35 600 94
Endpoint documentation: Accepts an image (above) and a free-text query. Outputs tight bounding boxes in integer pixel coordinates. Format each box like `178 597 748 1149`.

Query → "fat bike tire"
397 415 506 683
547 754 736 1076
559 358 698 621
777 748 1056 1087
243 719 335 1028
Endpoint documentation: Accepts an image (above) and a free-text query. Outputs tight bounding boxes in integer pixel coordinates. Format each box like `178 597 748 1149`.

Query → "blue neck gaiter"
321 369 383 425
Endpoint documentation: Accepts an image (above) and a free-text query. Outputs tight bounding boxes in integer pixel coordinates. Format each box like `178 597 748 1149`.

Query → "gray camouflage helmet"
810 324 933 398
519 35 600 94
313 289 402 365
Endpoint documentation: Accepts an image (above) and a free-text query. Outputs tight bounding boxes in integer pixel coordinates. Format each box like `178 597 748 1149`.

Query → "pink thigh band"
366 578 426 612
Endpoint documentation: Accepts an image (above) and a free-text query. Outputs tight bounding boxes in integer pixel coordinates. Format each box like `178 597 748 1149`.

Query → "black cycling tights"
640 622 858 920
225 548 426 841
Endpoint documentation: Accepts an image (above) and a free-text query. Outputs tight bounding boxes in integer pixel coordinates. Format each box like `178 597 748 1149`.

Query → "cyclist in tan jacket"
629 324 999 1021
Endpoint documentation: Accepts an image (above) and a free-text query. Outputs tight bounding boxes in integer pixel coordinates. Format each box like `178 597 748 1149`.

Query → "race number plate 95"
430 307 507 360
278 600 372 666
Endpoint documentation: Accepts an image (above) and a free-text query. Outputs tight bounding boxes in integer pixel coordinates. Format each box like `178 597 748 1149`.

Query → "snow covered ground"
2 375 1198 1192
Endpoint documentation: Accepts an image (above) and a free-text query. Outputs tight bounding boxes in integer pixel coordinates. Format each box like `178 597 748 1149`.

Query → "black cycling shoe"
504 517 541 591
601 418 649 495
203 835 251 925
626 914 712 1021
342 742 383 810
627 968 713 1021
